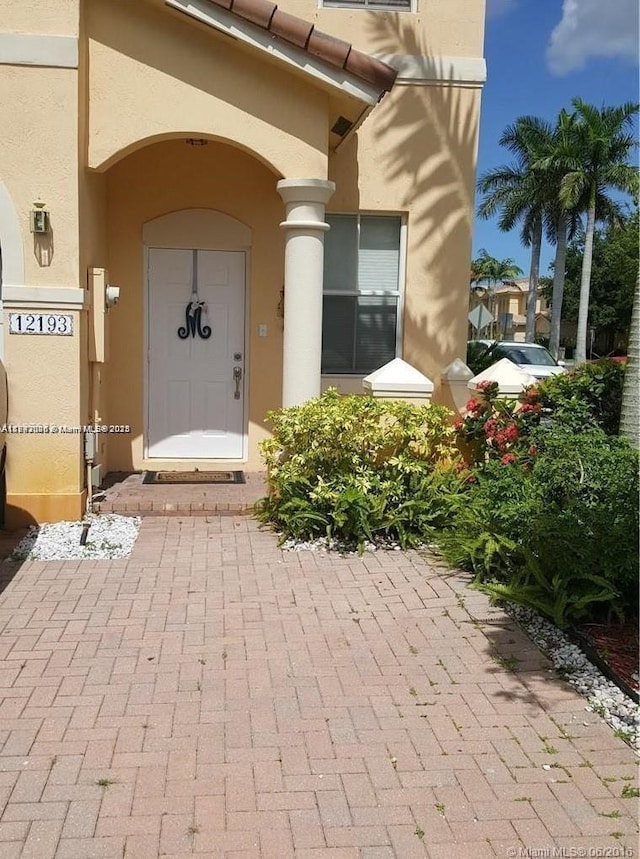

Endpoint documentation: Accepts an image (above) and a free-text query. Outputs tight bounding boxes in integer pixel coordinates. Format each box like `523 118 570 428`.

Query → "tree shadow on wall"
363 15 482 369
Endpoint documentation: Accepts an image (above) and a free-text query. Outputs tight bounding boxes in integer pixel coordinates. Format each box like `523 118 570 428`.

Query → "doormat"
142 471 245 485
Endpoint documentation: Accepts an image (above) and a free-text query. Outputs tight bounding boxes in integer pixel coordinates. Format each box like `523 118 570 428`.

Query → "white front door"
147 248 246 459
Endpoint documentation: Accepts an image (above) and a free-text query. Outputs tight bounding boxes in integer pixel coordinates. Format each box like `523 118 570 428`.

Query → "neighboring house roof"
495 279 526 294
200 0 398 94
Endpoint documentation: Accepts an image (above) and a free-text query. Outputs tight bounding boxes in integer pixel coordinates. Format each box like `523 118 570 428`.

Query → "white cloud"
486 0 517 18
547 0 639 75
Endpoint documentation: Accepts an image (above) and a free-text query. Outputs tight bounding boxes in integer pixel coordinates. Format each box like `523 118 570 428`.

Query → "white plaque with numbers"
9 313 74 336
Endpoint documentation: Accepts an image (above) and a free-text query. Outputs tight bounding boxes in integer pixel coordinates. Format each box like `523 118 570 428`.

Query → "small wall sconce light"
105 284 121 309
30 202 50 234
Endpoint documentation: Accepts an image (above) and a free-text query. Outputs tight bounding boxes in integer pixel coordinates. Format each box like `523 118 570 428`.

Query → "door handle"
233 365 242 400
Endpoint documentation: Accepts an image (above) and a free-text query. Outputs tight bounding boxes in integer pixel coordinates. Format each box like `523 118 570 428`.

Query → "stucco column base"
277 178 335 408
2 302 88 528
6 491 87 529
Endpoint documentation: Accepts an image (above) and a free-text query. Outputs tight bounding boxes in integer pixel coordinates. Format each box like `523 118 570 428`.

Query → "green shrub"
256 390 465 548
537 359 625 434
466 340 500 375
526 427 639 608
437 457 539 580
438 425 639 627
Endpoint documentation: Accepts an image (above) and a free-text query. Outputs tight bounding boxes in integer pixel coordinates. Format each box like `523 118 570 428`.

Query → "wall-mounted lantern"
30 202 50 234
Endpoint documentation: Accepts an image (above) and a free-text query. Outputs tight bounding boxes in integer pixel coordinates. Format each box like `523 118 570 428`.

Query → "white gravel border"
505 603 639 753
279 535 404 554
7 514 141 561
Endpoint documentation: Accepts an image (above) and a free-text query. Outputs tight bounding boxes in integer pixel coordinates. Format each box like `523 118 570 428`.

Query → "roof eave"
165 0 393 105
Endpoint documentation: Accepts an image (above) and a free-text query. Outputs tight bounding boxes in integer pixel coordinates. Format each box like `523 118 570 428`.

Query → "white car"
471 340 567 381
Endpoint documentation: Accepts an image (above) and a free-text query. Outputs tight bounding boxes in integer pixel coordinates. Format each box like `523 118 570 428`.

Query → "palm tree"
620 270 639 449
558 99 639 364
469 257 485 287
477 116 553 343
542 109 580 359
470 249 523 339
529 108 596 359
547 207 569 357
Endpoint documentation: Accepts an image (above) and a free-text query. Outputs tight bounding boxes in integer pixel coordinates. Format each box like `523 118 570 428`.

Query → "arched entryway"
143 209 251 460
102 138 286 473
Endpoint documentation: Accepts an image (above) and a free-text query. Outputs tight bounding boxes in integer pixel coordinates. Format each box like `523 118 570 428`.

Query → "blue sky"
473 0 639 277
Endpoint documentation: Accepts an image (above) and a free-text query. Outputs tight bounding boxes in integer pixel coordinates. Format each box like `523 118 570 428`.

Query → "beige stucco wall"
79 8 109 474
0 0 80 36
219 0 485 57
0 66 80 288
330 81 482 383
87 0 329 179
105 140 284 473
0 15 88 524
2 307 86 526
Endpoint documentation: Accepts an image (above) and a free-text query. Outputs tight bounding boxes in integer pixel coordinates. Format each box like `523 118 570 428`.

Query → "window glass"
322 215 402 374
358 216 401 292
502 346 557 367
354 296 397 373
322 295 356 373
324 216 358 292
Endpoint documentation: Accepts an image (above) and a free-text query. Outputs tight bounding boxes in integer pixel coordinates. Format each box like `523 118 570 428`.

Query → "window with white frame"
321 214 403 375
321 0 412 9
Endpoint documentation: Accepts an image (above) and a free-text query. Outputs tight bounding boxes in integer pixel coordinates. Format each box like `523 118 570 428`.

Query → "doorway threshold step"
92 499 256 516
91 471 267 517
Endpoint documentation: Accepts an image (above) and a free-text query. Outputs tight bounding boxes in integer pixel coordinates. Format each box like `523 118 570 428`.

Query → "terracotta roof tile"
202 0 397 93
231 0 277 29
269 9 313 49
307 30 351 69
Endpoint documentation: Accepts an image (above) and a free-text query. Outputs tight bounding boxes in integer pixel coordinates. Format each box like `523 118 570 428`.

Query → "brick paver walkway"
0 516 637 858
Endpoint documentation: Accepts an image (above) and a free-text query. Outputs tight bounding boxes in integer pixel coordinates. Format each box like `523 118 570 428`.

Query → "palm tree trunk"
620 270 640 449
549 212 567 359
575 193 597 364
489 279 497 340
525 220 542 342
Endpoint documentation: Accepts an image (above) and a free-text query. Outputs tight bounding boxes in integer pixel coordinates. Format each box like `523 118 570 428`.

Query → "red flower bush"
456 381 543 465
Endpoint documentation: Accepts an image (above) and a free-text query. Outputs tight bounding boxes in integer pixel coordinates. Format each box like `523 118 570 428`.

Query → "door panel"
147 248 246 459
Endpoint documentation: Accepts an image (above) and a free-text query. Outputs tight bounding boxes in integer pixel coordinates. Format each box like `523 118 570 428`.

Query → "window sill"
321 5 414 11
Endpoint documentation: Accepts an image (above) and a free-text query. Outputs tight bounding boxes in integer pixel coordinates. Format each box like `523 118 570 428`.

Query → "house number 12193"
9 313 74 336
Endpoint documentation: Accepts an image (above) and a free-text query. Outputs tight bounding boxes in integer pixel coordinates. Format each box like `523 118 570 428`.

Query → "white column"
277 178 335 408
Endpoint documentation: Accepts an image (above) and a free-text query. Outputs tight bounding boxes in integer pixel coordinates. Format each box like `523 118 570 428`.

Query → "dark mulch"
573 619 639 704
